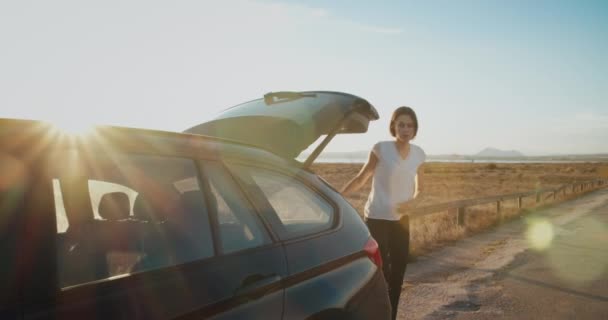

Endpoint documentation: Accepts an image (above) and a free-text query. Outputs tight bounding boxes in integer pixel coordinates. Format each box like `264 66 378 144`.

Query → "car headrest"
98 192 130 221
133 194 164 222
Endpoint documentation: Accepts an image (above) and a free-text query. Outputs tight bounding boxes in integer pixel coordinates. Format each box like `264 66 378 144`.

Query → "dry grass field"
311 162 608 256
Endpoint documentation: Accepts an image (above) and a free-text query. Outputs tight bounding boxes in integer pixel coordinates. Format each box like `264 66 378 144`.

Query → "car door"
227 162 378 319
0 152 26 319
198 160 286 320
22 148 286 320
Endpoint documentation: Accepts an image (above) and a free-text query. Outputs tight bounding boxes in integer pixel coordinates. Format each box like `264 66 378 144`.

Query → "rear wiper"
264 91 317 105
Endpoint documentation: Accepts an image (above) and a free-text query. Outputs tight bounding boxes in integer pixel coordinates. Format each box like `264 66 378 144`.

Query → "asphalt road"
398 188 608 319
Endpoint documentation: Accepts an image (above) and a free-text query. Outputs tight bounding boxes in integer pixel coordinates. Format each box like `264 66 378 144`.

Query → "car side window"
49 151 214 288
201 161 271 254
229 165 334 240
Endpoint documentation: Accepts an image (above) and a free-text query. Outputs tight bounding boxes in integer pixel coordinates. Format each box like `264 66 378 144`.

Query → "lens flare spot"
547 218 607 286
526 219 554 250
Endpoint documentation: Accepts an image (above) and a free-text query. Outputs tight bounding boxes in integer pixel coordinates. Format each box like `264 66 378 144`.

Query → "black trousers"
366 216 410 320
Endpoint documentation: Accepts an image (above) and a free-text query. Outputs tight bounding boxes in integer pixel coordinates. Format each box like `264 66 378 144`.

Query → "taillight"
364 237 383 268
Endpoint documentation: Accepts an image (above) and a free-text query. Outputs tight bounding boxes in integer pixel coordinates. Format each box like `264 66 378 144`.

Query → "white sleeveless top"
364 141 426 221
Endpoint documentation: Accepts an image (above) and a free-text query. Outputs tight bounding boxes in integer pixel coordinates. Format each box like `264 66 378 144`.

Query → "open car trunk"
184 91 379 167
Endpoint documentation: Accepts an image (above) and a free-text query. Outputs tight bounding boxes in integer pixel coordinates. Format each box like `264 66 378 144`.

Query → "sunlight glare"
526 218 554 251
50 116 96 136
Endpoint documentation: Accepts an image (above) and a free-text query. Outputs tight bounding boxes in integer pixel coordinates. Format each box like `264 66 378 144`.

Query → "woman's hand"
397 200 417 213
341 149 377 196
399 165 426 213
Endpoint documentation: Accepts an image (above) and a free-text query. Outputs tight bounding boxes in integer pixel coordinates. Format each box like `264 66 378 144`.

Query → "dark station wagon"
0 91 391 319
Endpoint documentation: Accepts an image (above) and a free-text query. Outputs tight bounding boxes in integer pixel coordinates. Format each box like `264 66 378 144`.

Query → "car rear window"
228 164 335 240
48 150 214 288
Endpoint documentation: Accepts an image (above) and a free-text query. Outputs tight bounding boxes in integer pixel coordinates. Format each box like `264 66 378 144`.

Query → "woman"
341 106 426 320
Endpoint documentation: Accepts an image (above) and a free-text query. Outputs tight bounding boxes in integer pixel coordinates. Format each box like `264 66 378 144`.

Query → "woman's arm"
400 164 426 212
413 164 425 200
340 150 378 196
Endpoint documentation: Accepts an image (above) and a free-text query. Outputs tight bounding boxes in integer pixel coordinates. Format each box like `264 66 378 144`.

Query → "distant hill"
475 147 525 158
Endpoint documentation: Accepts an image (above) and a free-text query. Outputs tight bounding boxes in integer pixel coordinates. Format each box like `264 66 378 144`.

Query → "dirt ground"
398 188 608 319
311 162 608 255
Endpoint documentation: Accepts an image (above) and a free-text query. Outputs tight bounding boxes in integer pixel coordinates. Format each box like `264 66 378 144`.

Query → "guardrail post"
457 207 466 226
518 196 523 209
497 201 504 223
552 191 556 201
536 192 541 203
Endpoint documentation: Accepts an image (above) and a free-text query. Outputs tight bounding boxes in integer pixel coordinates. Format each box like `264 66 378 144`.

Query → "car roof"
0 118 293 167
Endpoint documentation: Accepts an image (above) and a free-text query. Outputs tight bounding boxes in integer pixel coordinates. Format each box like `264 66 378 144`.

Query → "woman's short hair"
390 106 418 137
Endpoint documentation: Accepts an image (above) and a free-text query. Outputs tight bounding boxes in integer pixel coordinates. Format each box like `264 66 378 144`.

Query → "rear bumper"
345 267 391 320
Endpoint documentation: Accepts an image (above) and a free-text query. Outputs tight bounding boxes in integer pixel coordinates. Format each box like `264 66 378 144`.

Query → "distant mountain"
475 147 525 158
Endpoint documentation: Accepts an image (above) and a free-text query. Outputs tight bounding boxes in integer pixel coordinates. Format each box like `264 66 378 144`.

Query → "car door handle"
235 273 282 298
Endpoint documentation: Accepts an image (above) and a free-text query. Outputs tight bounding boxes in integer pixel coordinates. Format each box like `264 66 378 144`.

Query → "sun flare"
49 116 97 136
526 219 554 251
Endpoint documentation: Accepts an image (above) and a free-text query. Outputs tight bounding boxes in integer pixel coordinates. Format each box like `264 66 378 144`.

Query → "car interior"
52 151 272 288
53 152 213 288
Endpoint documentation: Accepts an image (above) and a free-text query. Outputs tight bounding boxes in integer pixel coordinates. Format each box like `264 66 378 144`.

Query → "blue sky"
1 0 606 155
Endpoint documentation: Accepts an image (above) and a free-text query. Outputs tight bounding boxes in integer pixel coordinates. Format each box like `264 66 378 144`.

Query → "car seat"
131 194 172 272
95 192 143 277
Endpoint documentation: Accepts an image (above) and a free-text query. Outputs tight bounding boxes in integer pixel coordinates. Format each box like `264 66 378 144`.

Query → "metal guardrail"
401 179 608 225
